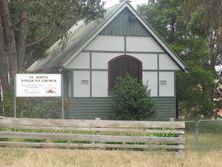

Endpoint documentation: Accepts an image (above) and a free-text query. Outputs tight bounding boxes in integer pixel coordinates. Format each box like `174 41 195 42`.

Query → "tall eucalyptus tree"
0 0 104 115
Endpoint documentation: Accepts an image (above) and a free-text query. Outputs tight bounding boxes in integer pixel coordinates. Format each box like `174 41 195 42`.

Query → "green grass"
185 121 222 148
0 127 180 148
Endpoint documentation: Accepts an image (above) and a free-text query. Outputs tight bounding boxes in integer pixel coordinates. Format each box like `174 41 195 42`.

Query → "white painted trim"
63 3 128 67
124 3 188 72
63 2 188 72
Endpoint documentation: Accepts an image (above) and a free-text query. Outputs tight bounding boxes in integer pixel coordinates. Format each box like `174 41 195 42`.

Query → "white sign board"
16 74 62 97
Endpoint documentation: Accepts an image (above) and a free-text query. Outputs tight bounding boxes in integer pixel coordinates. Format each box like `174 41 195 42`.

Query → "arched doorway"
108 55 142 90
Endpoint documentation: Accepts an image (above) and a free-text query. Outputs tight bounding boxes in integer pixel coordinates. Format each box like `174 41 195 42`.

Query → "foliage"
138 0 184 43
213 79 222 118
177 63 214 118
19 98 63 119
174 36 215 118
9 0 105 66
138 0 215 119
0 92 63 118
8 0 105 67
0 1 104 84
183 0 222 72
0 0 104 116
111 75 156 120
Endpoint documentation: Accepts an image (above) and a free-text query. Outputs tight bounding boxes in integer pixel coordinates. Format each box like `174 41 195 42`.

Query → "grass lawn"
0 148 221 167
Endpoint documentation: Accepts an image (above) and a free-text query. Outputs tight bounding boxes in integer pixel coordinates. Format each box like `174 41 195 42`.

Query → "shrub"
19 97 63 119
111 75 156 120
0 90 64 119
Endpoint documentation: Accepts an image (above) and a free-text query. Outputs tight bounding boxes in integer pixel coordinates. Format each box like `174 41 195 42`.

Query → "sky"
103 0 147 9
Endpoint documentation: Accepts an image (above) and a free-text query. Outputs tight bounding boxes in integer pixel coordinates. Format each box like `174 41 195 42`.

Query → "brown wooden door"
108 55 142 90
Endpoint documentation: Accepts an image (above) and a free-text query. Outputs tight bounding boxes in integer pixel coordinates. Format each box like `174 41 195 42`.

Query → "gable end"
100 8 150 37
63 2 188 72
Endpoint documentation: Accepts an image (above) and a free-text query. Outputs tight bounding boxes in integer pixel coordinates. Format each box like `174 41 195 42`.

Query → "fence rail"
0 117 185 151
185 119 222 149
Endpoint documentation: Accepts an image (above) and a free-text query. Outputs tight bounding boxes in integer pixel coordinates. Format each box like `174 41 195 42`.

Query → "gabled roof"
28 1 188 72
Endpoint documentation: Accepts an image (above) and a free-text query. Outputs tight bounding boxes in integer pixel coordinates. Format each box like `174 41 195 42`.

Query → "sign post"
15 74 63 118
14 75 16 117
61 75 64 119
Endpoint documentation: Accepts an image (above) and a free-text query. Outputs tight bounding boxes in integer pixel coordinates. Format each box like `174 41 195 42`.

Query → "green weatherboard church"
28 1 188 120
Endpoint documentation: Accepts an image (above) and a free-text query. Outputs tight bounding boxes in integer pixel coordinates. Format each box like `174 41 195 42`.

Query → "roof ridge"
28 1 126 72
28 1 188 73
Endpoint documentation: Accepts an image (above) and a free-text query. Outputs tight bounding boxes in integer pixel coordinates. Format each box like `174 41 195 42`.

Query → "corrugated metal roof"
28 2 125 72
28 1 188 72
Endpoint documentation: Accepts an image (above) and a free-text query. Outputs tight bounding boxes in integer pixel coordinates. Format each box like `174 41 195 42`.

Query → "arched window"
108 55 142 90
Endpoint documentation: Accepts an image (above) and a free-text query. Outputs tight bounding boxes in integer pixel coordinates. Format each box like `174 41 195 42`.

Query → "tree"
183 0 222 74
0 0 104 83
138 0 215 118
112 75 156 120
0 0 104 115
213 79 222 118
177 63 214 118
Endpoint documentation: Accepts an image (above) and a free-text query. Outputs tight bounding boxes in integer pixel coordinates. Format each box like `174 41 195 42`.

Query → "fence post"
195 121 199 148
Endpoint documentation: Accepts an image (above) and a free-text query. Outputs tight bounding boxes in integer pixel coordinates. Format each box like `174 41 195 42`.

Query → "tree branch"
26 33 52 48
17 10 28 69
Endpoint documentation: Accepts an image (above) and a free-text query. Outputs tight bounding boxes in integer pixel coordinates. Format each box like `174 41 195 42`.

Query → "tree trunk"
208 30 217 74
0 85 2 116
0 14 10 93
17 10 28 70
0 0 17 81
0 14 10 116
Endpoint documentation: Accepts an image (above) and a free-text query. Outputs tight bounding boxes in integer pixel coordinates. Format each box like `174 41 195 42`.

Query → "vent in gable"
128 15 136 22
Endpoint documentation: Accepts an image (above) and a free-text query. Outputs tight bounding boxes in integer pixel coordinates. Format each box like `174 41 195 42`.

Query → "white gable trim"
63 2 188 72
63 3 128 67
125 3 188 72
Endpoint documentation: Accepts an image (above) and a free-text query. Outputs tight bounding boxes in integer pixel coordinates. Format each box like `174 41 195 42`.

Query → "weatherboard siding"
100 8 151 37
66 97 114 120
154 97 176 120
66 34 179 99
62 3 181 101
66 97 176 120
66 50 177 98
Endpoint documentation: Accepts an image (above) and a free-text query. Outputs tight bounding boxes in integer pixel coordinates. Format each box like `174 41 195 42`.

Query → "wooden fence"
0 117 185 151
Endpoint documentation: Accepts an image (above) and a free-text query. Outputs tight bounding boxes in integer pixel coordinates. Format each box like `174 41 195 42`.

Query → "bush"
19 97 63 119
111 75 156 120
0 91 65 119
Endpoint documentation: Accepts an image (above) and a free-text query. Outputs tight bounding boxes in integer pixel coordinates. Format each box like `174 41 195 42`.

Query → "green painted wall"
100 8 150 37
153 97 176 120
66 97 114 119
66 97 176 120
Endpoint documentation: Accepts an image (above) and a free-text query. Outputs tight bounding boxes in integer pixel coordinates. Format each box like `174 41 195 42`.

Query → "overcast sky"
103 0 147 9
